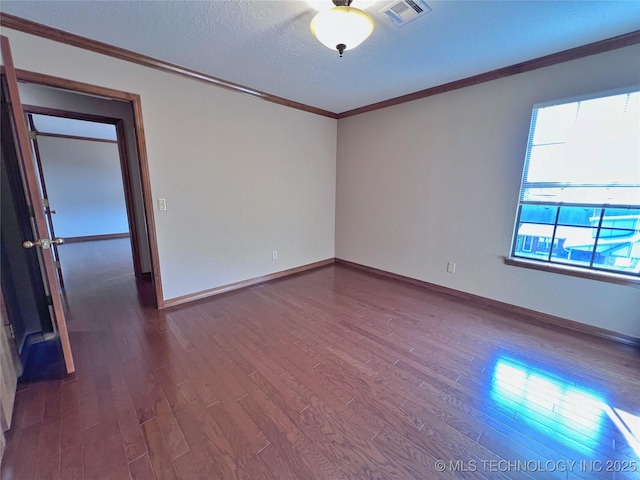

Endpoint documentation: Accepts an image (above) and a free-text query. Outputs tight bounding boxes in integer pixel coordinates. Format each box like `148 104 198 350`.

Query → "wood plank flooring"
2 239 639 479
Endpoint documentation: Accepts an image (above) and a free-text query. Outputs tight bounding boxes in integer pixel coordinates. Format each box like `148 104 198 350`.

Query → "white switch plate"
272 250 278 260
447 262 456 274
158 198 167 211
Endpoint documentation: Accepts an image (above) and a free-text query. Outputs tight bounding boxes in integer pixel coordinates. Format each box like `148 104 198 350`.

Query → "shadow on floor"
18 336 66 382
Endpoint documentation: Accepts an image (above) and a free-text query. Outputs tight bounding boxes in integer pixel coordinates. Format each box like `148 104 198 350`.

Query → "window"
511 88 640 277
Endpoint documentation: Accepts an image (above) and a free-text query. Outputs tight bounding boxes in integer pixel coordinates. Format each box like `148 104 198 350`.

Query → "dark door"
1 80 53 352
1 35 75 373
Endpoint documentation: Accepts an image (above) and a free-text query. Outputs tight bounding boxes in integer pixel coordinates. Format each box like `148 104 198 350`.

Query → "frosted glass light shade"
310 6 374 55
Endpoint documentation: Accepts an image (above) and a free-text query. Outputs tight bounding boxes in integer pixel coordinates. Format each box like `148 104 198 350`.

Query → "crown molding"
0 13 339 119
2 13 639 120
337 29 640 118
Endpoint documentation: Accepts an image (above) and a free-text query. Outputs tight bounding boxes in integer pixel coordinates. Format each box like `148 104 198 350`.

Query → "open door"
26 113 65 288
1 36 75 374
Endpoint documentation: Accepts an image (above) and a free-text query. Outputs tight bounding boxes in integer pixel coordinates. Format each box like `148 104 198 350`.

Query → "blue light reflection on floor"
490 357 606 455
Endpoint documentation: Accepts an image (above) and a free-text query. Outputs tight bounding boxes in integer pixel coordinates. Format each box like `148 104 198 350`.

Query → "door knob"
22 237 64 249
22 239 42 249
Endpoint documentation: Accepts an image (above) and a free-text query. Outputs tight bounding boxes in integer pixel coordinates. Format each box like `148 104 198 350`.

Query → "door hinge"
28 130 37 140
7 324 15 339
54 261 61 269
46 295 53 305
43 198 50 208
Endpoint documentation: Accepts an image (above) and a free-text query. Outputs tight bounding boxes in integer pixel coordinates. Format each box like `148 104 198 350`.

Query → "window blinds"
520 90 640 207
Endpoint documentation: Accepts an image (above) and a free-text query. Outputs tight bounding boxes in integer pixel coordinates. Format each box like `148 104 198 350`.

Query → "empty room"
0 1 639 479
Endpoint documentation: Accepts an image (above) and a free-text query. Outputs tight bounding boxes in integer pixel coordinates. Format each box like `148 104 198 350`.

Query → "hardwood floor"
2 239 639 479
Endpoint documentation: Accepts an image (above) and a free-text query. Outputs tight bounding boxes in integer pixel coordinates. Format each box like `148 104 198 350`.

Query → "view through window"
511 88 640 276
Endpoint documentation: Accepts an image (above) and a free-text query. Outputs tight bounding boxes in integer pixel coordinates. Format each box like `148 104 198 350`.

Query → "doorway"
1 67 163 373
10 74 163 307
24 107 142 289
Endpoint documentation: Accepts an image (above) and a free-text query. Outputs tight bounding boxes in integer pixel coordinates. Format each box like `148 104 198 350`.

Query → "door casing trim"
1 67 164 308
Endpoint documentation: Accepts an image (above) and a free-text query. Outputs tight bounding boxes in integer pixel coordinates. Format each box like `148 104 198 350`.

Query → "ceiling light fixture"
310 0 374 57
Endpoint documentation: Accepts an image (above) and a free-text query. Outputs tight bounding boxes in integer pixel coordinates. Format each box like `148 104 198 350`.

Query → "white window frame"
507 86 640 285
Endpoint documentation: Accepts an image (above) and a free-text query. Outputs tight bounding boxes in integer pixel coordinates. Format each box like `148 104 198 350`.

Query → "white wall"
2 28 336 302
336 44 640 337
37 136 129 238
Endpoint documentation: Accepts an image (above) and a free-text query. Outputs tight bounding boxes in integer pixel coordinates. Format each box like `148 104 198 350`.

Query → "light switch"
158 198 167 211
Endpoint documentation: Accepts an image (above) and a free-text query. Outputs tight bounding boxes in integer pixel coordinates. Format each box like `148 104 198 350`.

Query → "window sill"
504 257 640 287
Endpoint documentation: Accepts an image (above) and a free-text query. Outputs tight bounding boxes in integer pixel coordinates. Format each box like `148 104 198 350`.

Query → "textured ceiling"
1 1 639 114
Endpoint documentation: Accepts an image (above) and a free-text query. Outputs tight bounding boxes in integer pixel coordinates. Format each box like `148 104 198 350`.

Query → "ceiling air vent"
380 0 431 27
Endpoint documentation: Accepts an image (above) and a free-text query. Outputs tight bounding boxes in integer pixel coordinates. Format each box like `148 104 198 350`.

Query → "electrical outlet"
158 198 167 211
272 250 278 260
447 262 456 274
